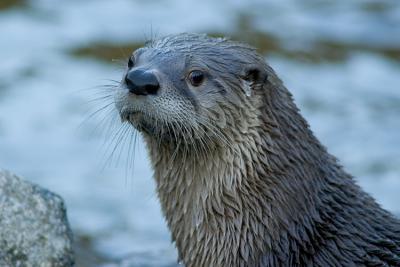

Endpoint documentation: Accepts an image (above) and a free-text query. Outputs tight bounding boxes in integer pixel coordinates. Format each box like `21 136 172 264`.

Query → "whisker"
103 123 130 169
100 78 121 84
78 102 115 130
86 94 114 104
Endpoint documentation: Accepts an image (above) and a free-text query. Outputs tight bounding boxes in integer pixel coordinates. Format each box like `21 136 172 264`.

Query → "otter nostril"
125 75 134 88
125 69 160 95
144 84 159 95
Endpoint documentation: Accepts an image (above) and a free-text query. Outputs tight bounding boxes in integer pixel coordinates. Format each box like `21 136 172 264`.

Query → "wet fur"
118 34 400 266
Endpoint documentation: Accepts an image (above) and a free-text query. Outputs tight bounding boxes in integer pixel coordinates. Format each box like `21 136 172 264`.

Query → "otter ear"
242 66 260 82
240 65 267 96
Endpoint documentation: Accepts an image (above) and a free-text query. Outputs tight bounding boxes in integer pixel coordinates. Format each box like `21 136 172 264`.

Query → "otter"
114 33 400 266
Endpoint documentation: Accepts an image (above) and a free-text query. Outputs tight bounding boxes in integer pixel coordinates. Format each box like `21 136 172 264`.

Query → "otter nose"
125 69 160 95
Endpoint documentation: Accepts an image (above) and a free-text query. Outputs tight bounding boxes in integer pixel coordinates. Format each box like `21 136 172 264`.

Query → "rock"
0 169 74 267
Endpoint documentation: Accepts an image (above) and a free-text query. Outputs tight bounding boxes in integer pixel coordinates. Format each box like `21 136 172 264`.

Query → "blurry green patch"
70 42 144 63
377 48 400 61
360 1 392 13
0 0 26 10
315 40 400 62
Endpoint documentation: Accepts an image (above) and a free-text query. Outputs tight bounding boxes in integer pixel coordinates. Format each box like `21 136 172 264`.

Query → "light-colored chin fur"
141 98 277 266
146 131 263 266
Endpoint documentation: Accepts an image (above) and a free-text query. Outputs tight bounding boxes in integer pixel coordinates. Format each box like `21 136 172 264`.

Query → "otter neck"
146 133 263 266
144 86 345 266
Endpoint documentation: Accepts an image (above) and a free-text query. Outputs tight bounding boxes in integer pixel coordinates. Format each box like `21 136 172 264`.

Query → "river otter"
114 33 400 266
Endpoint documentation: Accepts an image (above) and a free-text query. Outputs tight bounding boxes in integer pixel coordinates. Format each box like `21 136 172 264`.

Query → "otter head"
113 34 332 267
115 33 269 149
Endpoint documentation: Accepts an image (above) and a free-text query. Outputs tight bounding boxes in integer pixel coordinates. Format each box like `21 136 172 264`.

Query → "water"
0 0 399 266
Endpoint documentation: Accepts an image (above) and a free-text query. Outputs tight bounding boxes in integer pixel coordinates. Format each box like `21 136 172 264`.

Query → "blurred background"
0 0 399 266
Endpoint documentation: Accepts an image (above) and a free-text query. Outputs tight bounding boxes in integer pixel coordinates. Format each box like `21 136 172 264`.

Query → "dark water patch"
363 161 395 176
0 121 4 137
0 0 26 10
69 42 144 63
312 40 400 62
74 232 178 267
366 96 400 118
301 0 338 8
360 1 394 13
301 97 329 112
0 82 10 100
19 66 38 78
99 251 179 267
74 233 111 267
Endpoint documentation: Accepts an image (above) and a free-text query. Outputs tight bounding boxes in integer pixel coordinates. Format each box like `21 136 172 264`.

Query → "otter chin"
114 33 400 267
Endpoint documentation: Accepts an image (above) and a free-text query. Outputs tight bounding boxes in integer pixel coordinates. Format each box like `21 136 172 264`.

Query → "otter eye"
188 70 204 87
127 57 134 68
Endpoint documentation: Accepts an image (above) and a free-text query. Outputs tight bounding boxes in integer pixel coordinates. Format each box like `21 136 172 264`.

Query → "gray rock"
0 169 74 267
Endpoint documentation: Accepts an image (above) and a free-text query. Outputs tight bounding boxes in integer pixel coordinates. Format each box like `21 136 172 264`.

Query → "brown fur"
116 33 400 266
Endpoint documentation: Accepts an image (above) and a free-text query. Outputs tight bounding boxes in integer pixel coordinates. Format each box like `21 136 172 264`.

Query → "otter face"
115 33 266 145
